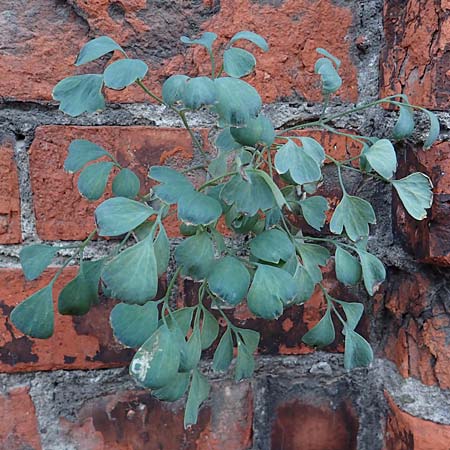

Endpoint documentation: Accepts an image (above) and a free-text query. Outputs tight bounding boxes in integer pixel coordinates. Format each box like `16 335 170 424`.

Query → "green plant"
11 32 437 427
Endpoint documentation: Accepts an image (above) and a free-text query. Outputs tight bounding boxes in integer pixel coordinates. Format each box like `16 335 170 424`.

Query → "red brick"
271 399 358 450
384 393 450 450
394 142 450 265
0 139 21 244
0 268 135 372
382 270 450 389
179 263 368 356
59 381 252 450
29 126 206 241
381 0 450 110
0 386 42 450
0 1 357 104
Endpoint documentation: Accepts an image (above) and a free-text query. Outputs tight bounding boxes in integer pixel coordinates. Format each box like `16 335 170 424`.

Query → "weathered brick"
271 398 358 450
381 0 450 110
381 270 450 389
59 381 252 450
179 263 368 356
384 393 450 450
29 126 206 240
0 268 135 372
394 142 450 265
0 386 42 450
0 0 357 104
0 139 21 244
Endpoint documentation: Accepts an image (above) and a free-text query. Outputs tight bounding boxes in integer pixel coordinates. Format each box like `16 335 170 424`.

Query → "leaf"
10 284 54 339
314 58 342 94
76 36 123 66
183 325 202 371
184 369 210 428
335 301 364 330
163 307 196 337
299 196 329 231
299 137 326 164
162 74 189 105
392 173 433 220
58 259 103 315
207 256 250 305
104 59 148 90
364 139 397 179
253 169 289 211
181 32 217 52
393 105 415 140
302 308 335 347
182 76 217 110
224 47 256 78
296 243 330 283
110 302 159 348
316 48 341 68
65 139 111 173
200 309 219 349
344 329 373 369
153 372 190 402
149 166 194 204
335 247 362 286
101 233 158 304
237 328 260 353
130 325 180 389
215 128 242 152
424 110 440 149
274 139 322 185
112 168 140 199
230 31 269 52
175 232 215 280
230 114 275 148
53 74 105 117
235 340 255 381
77 161 114 200
95 197 154 236
247 265 297 319
20 244 56 281
330 194 376 242
213 328 234 372
220 171 274 216
292 265 315 304
250 229 294 264
154 225 170 277
357 250 386 296
178 191 222 226
213 77 262 126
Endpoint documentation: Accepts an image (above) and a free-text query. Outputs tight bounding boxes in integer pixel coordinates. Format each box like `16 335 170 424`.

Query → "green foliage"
15 31 439 429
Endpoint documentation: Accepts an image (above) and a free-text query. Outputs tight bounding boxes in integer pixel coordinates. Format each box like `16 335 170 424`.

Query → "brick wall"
0 1 449 449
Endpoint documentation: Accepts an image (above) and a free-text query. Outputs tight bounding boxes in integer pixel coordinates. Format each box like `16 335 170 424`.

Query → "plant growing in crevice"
11 32 438 427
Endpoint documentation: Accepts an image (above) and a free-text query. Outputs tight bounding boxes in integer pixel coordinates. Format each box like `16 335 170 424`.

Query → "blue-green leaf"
230 31 269 52
200 309 219 350
335 247 361 286
344 328 373 369
215 128 242 152
104 59 148 90
356 249 386 296
316 48 341 68
149 166 194 204
335 300 364 330
101 233 158 304
181 32 217 52
65 139 111 173
392 173 433 220
76 36 123 66
184 369 210 428
212 328 233 372
10 284 54 339
393 105 415 140
20 244 56 281
110 302 158 348
296 242 330 283
364 139 397 179
424 110 440 149
154 225 170 277
53 74 105 117
77 161 114 200
162 75 189 105
314 58 342 94
293 265 315 304
178 191 222 226
95 197 154 236
299 196 329 231
153 372 190 402
112 168 140 199
182 77 217 110
302 307 335 347
207 256 250 305
235 340 255 381
250 229 294 264
224 47 256 78
230 114 275 148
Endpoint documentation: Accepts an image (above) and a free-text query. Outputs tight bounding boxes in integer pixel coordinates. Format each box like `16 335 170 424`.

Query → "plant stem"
198 171 238 191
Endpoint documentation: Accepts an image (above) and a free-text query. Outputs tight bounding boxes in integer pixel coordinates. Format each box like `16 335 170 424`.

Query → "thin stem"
135 79 164 104
178 110 207 158
320 93 330 121
336 164 347 195
198 171 237 191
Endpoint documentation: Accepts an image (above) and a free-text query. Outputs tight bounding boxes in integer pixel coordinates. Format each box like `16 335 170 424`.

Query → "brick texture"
0 139 21 244
0 386 42 450
381 0 450 110
0 0 357 104
0 268 135 372
29 126 206 240
385 393 450 450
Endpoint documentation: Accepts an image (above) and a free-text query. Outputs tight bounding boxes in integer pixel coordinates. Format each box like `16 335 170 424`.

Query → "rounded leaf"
112 168 140 199
104 59 148 90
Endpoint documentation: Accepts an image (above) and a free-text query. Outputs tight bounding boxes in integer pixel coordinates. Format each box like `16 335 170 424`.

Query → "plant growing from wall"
11 32 438 427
